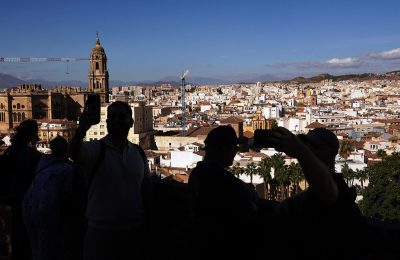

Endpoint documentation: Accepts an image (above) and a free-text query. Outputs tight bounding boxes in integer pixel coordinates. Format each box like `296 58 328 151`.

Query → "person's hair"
107 101 132 118
204 125 238 152
50 135 68 158
11 119 38 146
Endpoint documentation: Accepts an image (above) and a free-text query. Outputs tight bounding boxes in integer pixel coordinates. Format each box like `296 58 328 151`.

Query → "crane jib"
0 57 89 62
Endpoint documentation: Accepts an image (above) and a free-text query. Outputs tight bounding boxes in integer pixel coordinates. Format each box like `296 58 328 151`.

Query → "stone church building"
0 36 109 133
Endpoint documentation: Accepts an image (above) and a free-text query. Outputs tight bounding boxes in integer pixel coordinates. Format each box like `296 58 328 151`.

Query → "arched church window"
13 113 17 122
96 62 99 70
17 103 20 109
18 113 21 122
22 112 25 121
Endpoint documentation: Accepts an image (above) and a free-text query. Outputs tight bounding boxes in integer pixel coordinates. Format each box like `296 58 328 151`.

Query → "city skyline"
1 0 400 83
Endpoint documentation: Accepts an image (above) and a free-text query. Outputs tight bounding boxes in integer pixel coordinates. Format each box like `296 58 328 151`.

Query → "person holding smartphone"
69 101 152 260
255 127 366 259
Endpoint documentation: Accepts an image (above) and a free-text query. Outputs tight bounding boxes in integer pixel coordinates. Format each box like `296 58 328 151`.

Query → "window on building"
17 103 20 109
100 125 104 129
94 132 97 135
96 62 99 70
100 132 105 135
21 105 25 109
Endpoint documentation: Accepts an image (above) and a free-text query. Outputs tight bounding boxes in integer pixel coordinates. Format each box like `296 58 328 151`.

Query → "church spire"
88 33 109 103
96 31 100 45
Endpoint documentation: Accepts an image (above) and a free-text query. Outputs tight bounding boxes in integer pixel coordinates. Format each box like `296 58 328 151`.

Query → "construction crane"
180 69 189 137
0 57 89 74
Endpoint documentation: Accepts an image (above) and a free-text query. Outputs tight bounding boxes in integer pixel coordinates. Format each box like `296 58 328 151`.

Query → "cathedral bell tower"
88 34 109 103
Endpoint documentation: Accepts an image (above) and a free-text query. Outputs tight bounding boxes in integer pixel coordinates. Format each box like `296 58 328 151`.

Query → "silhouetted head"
11 119 39 147
204 125 239 167
50 135 68 158
298 128 339 172
106 101 133 138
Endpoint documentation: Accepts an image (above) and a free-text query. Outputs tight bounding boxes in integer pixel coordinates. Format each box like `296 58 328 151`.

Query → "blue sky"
1 0 400 82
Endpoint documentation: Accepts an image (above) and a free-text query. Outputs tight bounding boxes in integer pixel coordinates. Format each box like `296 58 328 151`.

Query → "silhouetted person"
22 135 75 260
69 101 152 260
262 127 365 259
3 120 42 260
188 126 258 259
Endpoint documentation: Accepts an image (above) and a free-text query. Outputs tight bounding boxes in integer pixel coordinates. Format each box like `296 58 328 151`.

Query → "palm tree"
230 162 243 178
269 153 288 200
258 157 272 199
341 163 355 186
288 162 304 196
356 168 369 190
339 139 354 162
245 162 258 185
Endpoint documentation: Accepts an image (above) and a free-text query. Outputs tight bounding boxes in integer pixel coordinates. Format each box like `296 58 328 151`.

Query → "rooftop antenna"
180 69 189 136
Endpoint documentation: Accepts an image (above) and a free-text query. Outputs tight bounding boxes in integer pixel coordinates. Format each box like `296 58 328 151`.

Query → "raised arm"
262 127 338 204
68 112 93 163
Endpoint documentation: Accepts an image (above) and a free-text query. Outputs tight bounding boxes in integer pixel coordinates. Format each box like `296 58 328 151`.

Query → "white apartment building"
86 101 153 143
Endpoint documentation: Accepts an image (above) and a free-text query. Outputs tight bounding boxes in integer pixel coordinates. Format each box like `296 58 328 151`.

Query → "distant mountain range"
1 71 400 88
284 71 400 84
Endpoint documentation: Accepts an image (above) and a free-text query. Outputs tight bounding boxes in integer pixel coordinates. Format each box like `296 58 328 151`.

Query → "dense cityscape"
2 37 400 195
1 36 400 258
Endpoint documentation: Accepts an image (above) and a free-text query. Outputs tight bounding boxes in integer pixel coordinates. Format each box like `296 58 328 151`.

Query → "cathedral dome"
90 36 107 58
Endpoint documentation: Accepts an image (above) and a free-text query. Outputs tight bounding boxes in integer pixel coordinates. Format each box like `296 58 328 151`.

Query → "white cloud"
370 48 400 60
326 57 360 67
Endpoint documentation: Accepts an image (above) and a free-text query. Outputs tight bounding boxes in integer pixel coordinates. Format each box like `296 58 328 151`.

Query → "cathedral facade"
0 36 109 133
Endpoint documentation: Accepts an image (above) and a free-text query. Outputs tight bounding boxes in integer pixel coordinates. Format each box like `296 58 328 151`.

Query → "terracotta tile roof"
372 119 400 124
144 150 160 158
353 140 365 150
220 116 244 124
305 122 327 129
172 174 189 183
194 150 206 156
186 126 217 137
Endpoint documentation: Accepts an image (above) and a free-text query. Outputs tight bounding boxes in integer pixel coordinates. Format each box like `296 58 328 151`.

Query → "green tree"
271 119 278 129
354 168 368 190
230 162 243 178
359 152 400 221
245 162 258 185
339 139 353 162
288 162 304 196
341 162 355 186
270 153 289 200
376 149 387 159
258 157 272 199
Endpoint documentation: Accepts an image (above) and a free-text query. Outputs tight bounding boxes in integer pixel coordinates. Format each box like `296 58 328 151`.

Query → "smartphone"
253 129 274 148
84 94 101 125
